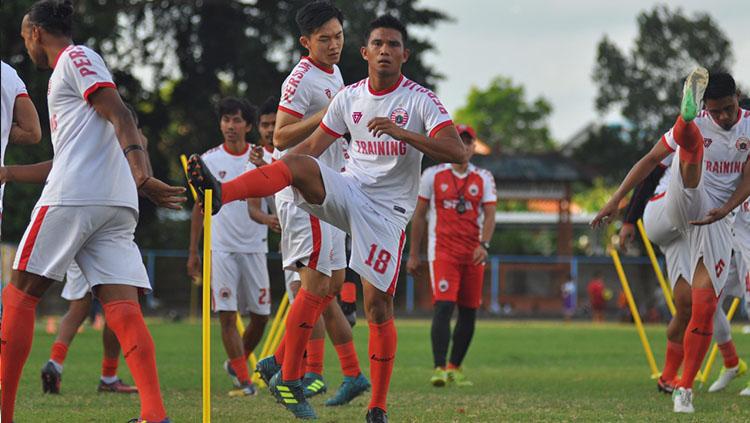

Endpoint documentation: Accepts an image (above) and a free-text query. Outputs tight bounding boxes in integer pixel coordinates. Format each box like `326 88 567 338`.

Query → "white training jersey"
274 56 348 202
1 61 29 216
321 74 454 228
662 109 750 207
39 45 138 211
735 198 750 246
653 154 673 196
202 144 268 253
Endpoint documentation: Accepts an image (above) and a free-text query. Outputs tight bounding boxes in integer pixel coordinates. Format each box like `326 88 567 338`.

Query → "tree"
593 5 734 154
454 76 554 153
570 124 643 185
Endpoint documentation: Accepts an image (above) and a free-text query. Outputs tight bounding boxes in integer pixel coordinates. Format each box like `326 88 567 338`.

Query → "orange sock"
679 288 717 389
104 300 167 421
673 116 704 164
229 355 251 384
50 341 69 365
719 341 739 368
446 363 458 370
1 284 41 421
368 319 397 412
274 335 286 364
341 282 357 303
222 159 292 204
661 340 684 382
102 356 119 378
305 338 325 375
281 288 324 382
334 341 361 377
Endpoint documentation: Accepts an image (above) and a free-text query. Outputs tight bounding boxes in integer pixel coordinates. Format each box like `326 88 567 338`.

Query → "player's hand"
472 245 488 265
591 199 618 229
406 255 423 277
265 215 281 233
618 223 636 251
187 253 201 279
139 177 187 209
367 117 403 139
690 207 729 226
250 146 267 167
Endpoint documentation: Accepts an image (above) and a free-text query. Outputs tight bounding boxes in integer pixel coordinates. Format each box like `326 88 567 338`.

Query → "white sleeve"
64 47 116 103
278 75 311 119
661 128 677 152
419 89 453 138
320 90 347 137
418 167 435 201
480 169 497 204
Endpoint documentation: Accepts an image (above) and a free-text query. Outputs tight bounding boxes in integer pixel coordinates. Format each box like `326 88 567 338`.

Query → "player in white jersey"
593 70 750 413
189 14 467 422
187 97 268 396
1 2 185 422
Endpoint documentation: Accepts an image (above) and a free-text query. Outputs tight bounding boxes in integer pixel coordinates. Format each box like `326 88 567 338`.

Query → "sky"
413 0 750 144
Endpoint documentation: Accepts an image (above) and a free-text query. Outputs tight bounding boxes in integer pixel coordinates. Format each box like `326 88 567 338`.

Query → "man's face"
258 113 276 146
361 28 409 78
460 133 476 163
220 111 251 143
301 18 343 67
704 95 740 130
20 15 48 69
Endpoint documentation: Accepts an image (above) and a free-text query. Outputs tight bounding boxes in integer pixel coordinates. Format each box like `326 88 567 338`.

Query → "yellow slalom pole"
699 297 741 385
636 219 676 316
610 248 660 379
270 305 290 355
251 293 289 386
202 189 212 423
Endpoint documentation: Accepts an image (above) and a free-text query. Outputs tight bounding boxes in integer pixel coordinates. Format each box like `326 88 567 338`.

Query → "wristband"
481 241 490 250
123 144 144 155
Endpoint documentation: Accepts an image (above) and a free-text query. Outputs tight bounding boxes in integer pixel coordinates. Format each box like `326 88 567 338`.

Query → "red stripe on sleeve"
386 230 406 296
417 195 430 203
17 206 50 271
320 122 343 138
308 215 322 270
277 105 304 119
83 82 116 103
15 93 29 99
660 135 675 152
429 120 454 138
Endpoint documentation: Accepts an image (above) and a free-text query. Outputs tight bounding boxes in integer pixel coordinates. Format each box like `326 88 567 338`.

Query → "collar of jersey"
302 56 334 74
51 45 74 69
368 74 404 96
222 143 250 157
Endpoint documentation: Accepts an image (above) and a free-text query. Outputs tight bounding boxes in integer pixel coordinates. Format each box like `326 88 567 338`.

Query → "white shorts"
644 196 691 288
665 158 733 294
13 206 150 291
211 251 271 315
294 160 406 295
724 254 746 299
61 261 91 301
285 269 301 302
275 198 346 277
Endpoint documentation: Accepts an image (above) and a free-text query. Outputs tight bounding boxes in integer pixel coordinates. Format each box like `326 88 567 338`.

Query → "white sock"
100 375 119 384
49 360 63 373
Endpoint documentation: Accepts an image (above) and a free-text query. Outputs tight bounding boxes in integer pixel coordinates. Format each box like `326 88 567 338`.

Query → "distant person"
587 272 606 322
561 275 577 321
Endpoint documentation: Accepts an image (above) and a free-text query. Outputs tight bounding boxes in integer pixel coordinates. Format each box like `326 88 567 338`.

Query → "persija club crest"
219 171 226 179
737 136 749 152
389 107 409 127
468 184 479 196
352 112 363 124
703 138 712 148
325 88 332 99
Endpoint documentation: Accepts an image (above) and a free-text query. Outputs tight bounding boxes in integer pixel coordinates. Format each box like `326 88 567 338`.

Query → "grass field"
11 318 750 422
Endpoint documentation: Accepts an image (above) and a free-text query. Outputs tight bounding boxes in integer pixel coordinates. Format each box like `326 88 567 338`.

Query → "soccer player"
593 69 750 413
253 1 370 406
187 97 267 396
1 2 186 422
189 14 467 421
406 124 496 387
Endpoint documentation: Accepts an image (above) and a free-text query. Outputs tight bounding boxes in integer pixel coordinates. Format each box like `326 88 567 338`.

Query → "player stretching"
1 2 186 422
187 98 268 396
189 14 466 422
253 1 370 407
593 69 750 413
407 124 496 387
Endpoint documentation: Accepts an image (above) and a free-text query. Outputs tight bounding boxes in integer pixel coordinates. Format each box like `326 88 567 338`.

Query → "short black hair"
365 14 408 45
258 96 278 117
218 97 257 126
704 72 736 100
295 1 343 37
27 0 74 37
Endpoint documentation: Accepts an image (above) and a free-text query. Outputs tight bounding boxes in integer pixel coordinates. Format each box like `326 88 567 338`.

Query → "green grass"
12 319 750 422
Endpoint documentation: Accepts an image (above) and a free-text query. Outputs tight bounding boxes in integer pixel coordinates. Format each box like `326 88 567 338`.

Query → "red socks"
274 335 286 364
368 319 397 412
102 357 119 378
50 340 69 365
719 341 739 368
1 284 41 421
104 300 167 422
281 288 324 382
661 340 684 383
679 288 717 389
334 341 361 377
341 282 356 303
222 160 292 204
305 338 325 375
673 116 704 164
229 356 251 384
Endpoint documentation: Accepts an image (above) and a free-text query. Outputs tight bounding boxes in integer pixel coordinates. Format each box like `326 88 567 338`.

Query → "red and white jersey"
418 163 497 262
321 74 454 227
39 45 138 211
653 154 674 196
662 109 750 207
275 56 347 202
1 60 29 214
202 143 268 253
735 198 750 246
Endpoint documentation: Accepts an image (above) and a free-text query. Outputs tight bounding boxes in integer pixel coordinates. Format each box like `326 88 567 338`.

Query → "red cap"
456 124 476 139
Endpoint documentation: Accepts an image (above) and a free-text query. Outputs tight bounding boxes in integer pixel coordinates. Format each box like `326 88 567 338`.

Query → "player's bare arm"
10 95 41 145
406 199 429 276
591 140 671 228
249 145 267 167
473 202 495 265
367 119 466 163
290 125 338 158
89 87 185 209
691 160 750 226
247 197 281 233
0 160 52 185
274 106 329 151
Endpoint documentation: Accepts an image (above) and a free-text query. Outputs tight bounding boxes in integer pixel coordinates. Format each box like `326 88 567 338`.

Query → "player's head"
362 15 409 78
257 96 277 147
217 97 256 143
456 124 477 163
704 71 739 130
296 1 344 67
21 0 74 69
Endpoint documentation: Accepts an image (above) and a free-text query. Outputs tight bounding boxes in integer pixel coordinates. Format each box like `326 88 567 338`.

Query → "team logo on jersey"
325 88 332 99
440 183 449 192
218 171 226 179
468 183 479 196
389 107 409 127
219 288 232 299
438 279 449 293
737 136 749 151
703 138 712 148
352 112 363 124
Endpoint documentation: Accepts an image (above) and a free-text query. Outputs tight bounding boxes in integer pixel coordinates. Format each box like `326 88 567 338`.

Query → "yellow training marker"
202 189 212 423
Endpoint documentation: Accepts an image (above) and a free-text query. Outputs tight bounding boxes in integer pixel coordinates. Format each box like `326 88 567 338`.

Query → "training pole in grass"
202 190 213 423
698 297 742 387
636 219 676 316
252 292 289 386
610 248 660 379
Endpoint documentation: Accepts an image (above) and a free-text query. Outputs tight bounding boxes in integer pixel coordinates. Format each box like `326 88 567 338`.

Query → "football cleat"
302 372 327 398
739 382 750 396
447 367 473 387
672 387 694 413
430 367 448 387
325 372 371 406
255 355 281 386
223 359 241 388
41 360 62 394
186 153 222 214
228 381 258 397
680 66 709 122
365 407 388 423
98 378 138 394
708 358 747 393
269 371 317 419
657 376 676 394
127 418 171 423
